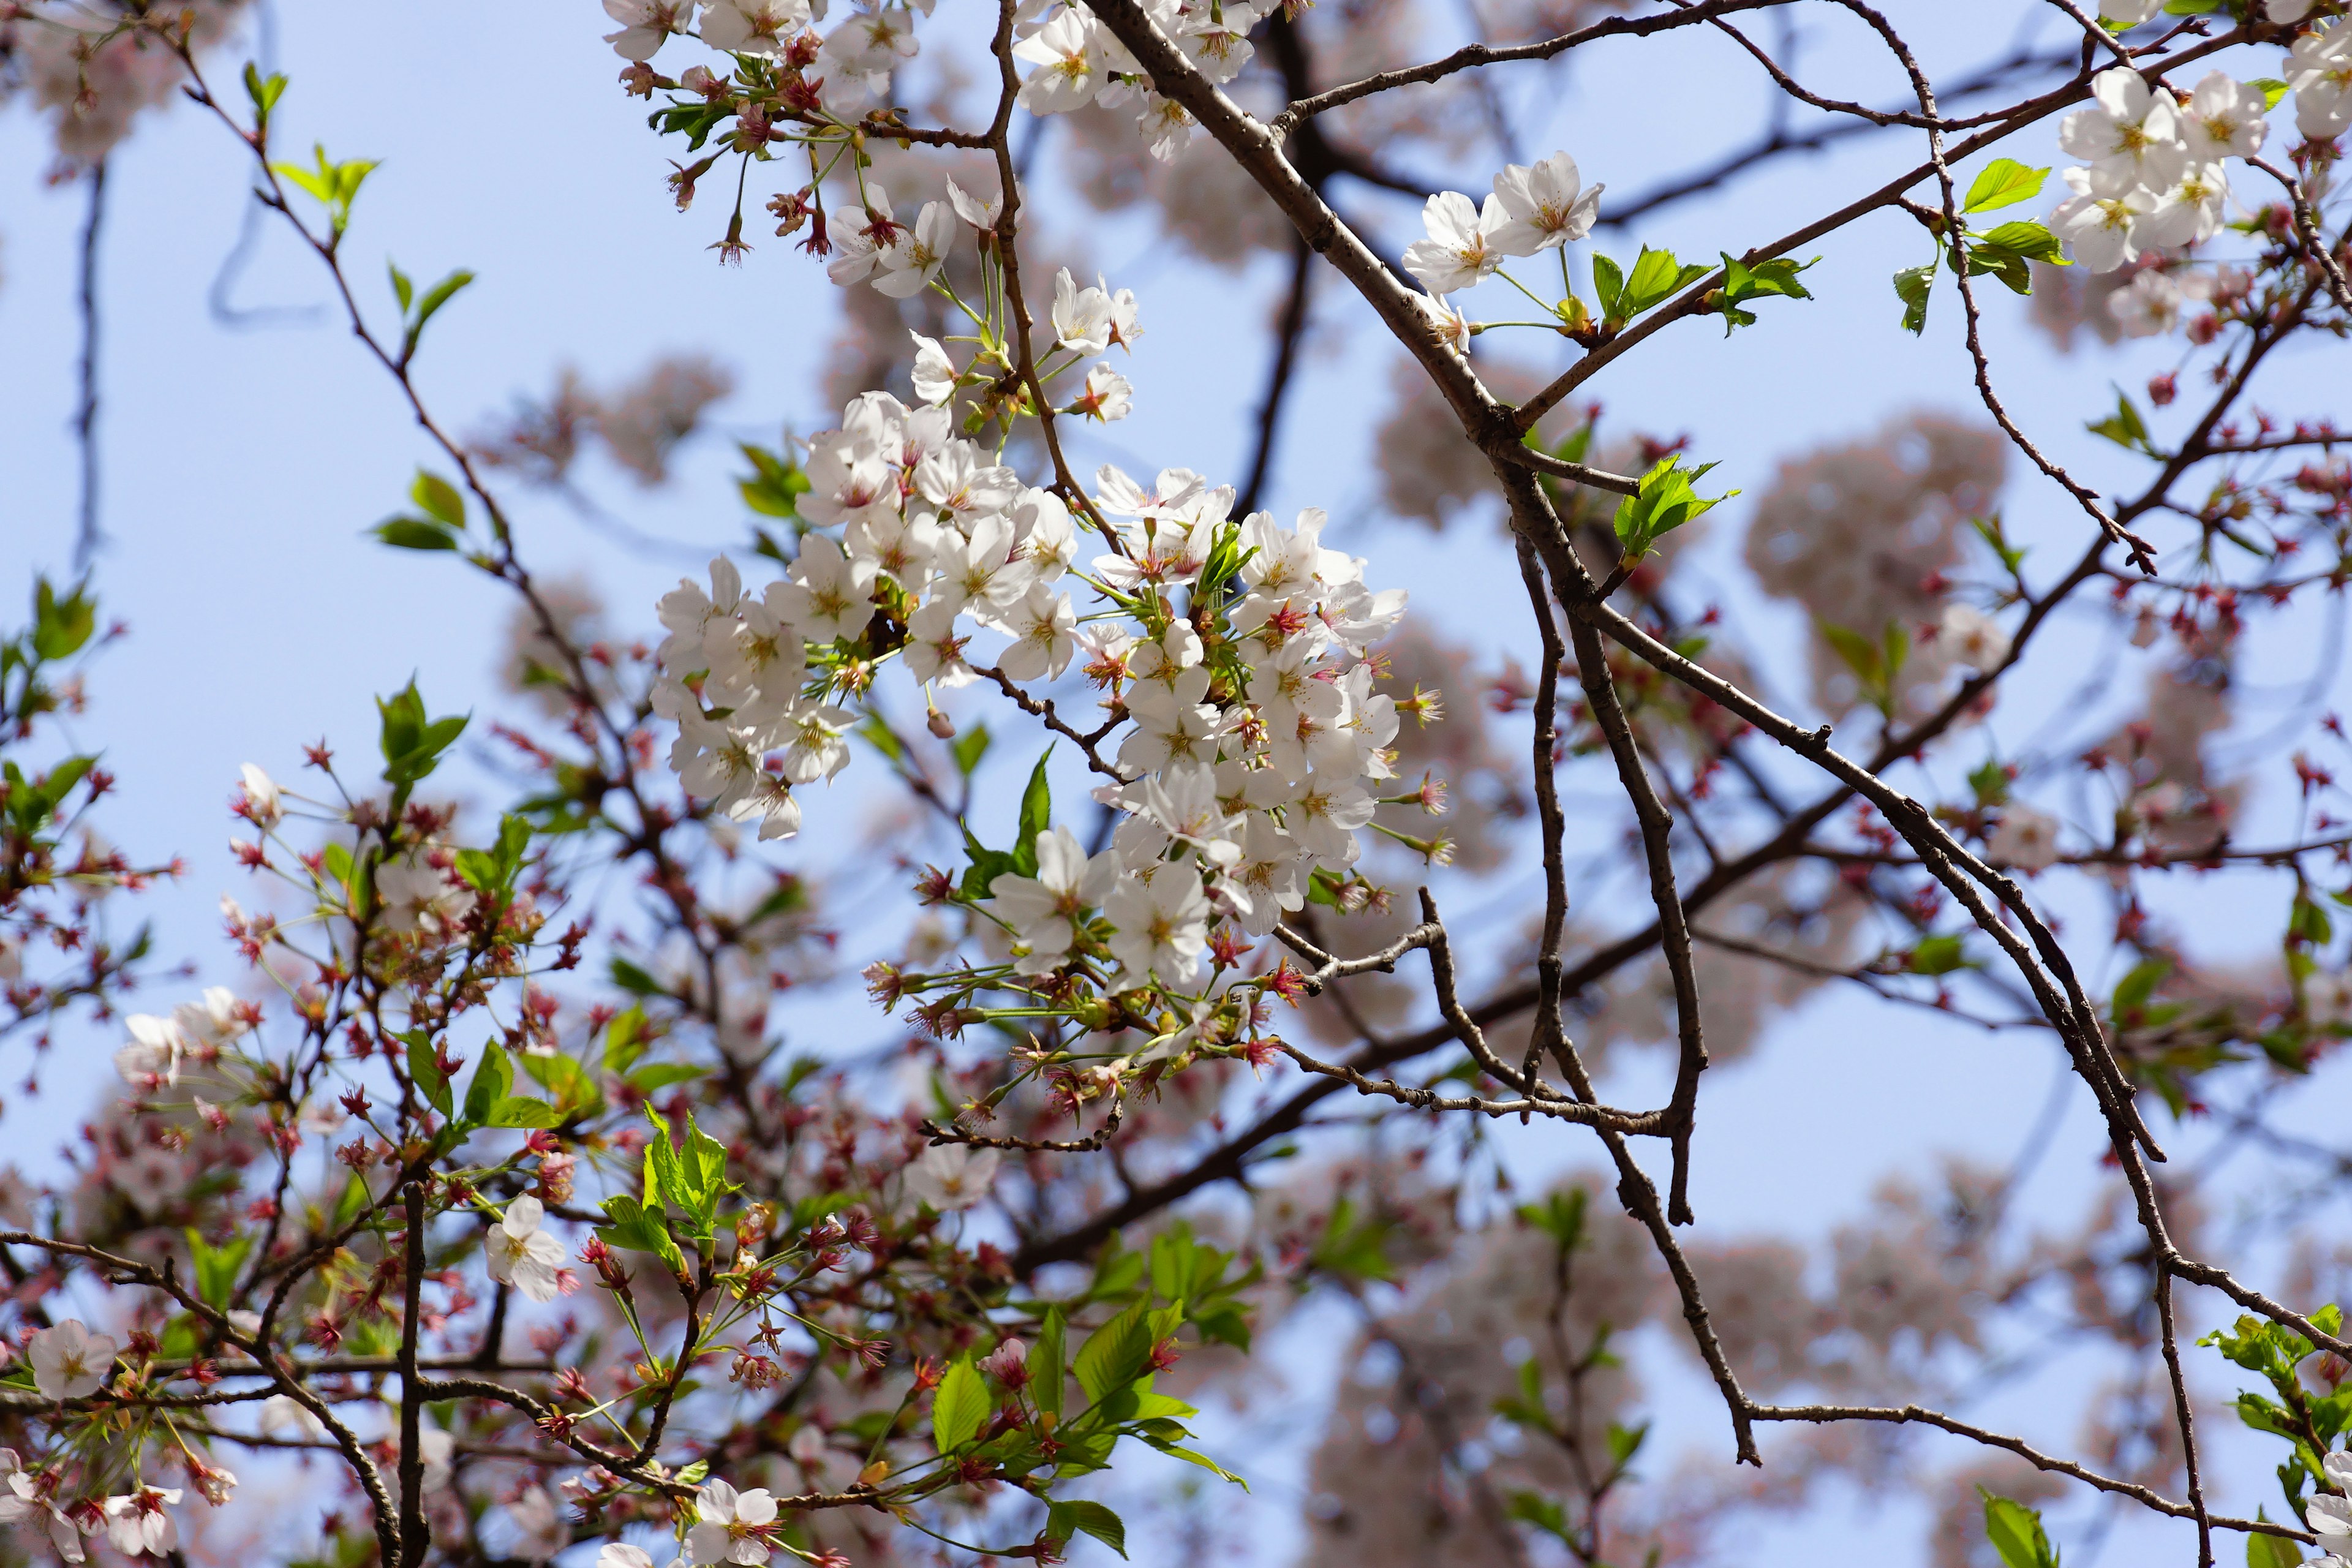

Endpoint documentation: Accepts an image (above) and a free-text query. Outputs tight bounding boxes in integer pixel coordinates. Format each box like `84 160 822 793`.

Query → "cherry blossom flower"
2182 72 2268 162
1052 268 1116 354
700 0 810 57
771 533 878 644
1068 363 1133 422
1938 603 2012 671
238 763 282 826
1490 151 1602 256
2288 20 2352 140
28 1320 118 1400
115 1011 194 1087
0 1455 90 1564
872 201 954 298
945 176 1001 231
904 1143 1001 1211
983 825 1119 972
603 0 695 60
910 332 957 406
102 1488 181 1558
377 855 479 940
1013 9 1107 114
2096 0 2160 24
598 1545 661 1568
996 584 1078 682
485 1196 568 1303
905 598 977 687
2051 162 2160 273
1987 803 2062 872
2107 268 2182 337
1107 865 1210 988
687 1480 780 1565
1401 190 1508 295
777 698 856 785
2059 67 2187 192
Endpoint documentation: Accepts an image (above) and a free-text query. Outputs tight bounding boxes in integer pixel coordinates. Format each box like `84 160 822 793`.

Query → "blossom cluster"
654 364 1415 1001
1011 0 1268 160
2048 61 2299 275
2 1323 231 1562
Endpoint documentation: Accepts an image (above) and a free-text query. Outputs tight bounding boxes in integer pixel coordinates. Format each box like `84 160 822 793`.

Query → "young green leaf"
1715 252 1815 334
1964 158 2051 214
949 723 992 777
1980 1490 2060 1568
1894 257 1937 335
372 518 461 551
410 470 466 530
1030 1306 1068 1420
1611 456 1738 564
1044 1500 1129 1559
405 1032 453 1117
932 1357 989 1452
2087 386 2154 454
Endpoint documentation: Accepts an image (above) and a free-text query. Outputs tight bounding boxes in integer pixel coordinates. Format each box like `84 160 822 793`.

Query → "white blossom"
699 0 810 57
1988 803 2062 872
102 1488 179 1558
1490 151 1602 255
28 1320 118 1400
2059 67 2187 193
982 825 1117 971
687 1480 780 1566
2182 71 2269 162
1106 864 1210 988
904 1143 1001 1211
604 0 695 59
2288 20 2352 141
910 331 957 406
485 1195 567 1303
1401 190 1507 295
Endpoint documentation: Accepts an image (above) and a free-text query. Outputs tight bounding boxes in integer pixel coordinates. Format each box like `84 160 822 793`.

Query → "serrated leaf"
1894 258 1937 335
1044 1500 1128 1559
1030 1306 1068 1420
405 1033 453 1117
932 1357 989 1452
1964 159 2050 214
1074 1299 1155 1406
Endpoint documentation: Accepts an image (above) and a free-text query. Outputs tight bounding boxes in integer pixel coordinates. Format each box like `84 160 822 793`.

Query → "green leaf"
1044 1500 1128 1559
1714 252 1815 334
949 723 992 778
2246 1512 2305 1568
736 442 810 519
1014 746 1054 875
187 1229 257 1309
932 1357 989 1452
1981 1490 2060 1568
522 1048 602 1123
1611 455 1738 564
241 62 287 125
603 1005 652 1074
609 957 666 997
1030 1306 1068 1420
1977 220 2065 263
462 1042 515 1128
2088 386 2154 454
1894 257 1937 335
1965 159 2051 214
1137 1436 1246 1488
2248 78 2290 111
1910 935 1969 975
376 680 469 795
388 261 413 314
1612 246 1709 324
404 270 475 355
487 1095 561 1129
372 517 461 551
405 1033 453 1117
32 578 97 660
597 1193 687 1275
410 470 466 529
1074 1299 1156 1406
1590 251 1625 322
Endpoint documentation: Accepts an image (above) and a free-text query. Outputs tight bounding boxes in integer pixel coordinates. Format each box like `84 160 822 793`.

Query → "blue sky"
4 3 2348 1562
